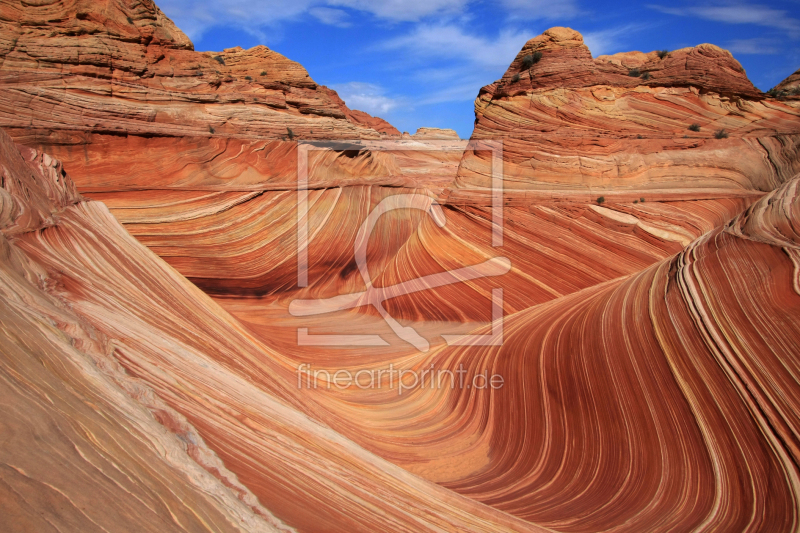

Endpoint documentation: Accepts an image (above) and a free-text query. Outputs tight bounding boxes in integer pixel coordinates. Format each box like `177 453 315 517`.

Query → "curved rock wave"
3 5 800 531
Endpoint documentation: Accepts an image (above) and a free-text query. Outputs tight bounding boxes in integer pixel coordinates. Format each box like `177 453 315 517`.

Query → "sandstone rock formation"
3 4 800 532
4 121 800 530
0 128 549 532
373 27 800 320
0 0 408 195
358 176 800 531
412 127 461 139
771 68 800 102
0 1 396 142
450 27 800 204
0 129 291 532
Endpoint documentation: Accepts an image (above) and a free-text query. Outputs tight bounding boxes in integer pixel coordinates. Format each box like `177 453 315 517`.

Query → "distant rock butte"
412 127 461 140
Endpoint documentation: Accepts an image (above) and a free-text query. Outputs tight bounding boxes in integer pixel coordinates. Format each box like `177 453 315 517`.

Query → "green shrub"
213 55 225 65
597 196 605 204
633 199 639 204
511 73 520 83
640 197 645 203
287 127 295 140
245 75 252 81
628 68 641 77
636 134 644 139
714 129 729 139
640 72 651 81
657 49 669 59
260 71 268 76
521 55 534 70
209 126 215 134
766 87 800 99
126 16 134 24
521 51 543 70
688 123 701 132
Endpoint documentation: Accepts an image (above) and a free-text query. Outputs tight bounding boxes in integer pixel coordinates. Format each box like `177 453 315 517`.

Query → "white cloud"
157 0 316 39
500 0 581 20
331 82 401 115
309 7 351 27
375 25 542 106
157 0 473 40
380 22 640 78
725 37 779 54
382 24 532 70
649 2 800 36
329 0 472 22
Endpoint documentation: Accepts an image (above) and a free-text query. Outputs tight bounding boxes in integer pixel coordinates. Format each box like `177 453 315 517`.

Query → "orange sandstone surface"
2 2 800 531
0 128 544 532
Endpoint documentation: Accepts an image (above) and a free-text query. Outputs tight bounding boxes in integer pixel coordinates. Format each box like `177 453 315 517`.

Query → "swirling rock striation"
5 123 800 531
0 128 549 532
284 176 800 532
2 7 800 533
0 129 294 532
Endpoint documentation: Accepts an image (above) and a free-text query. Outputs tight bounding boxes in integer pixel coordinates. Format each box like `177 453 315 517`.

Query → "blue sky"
158 0 800 138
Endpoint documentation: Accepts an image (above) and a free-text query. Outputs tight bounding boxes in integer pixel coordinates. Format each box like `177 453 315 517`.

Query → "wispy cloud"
725 37 779 54
329 0 472 22
649 2 800 36
309 7 351 27
500 0 582 20
376 24 540 106
157 0 314 39
331 82 402 115
382 24 532 69
157 0 474 39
